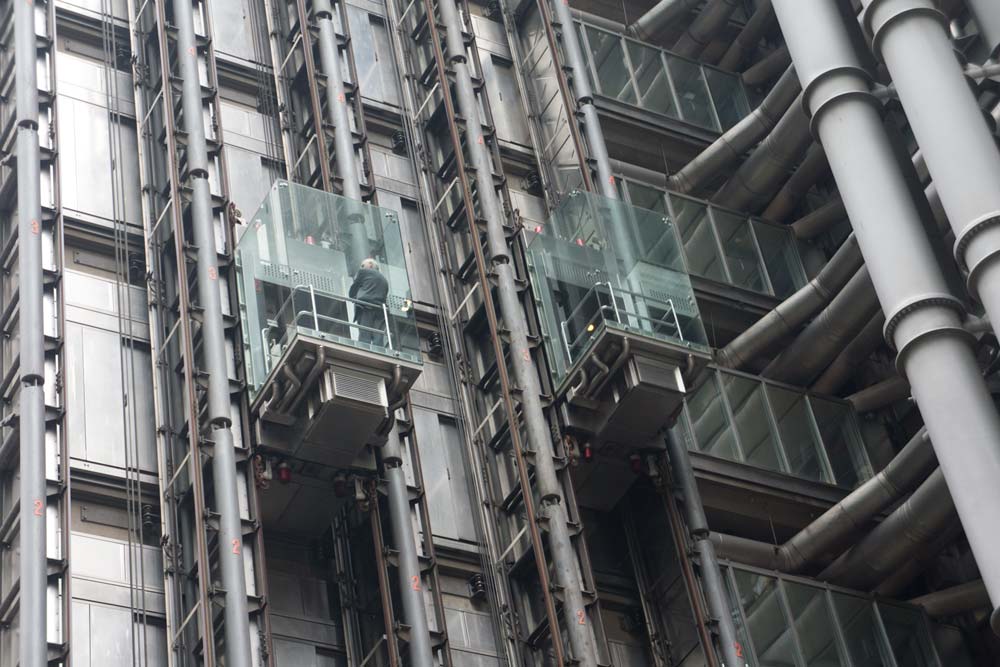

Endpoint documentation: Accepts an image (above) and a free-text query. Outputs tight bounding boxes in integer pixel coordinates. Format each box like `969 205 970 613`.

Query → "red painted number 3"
33 499 43 517
411 575 421 591
231 539 241 555
576 610 586 625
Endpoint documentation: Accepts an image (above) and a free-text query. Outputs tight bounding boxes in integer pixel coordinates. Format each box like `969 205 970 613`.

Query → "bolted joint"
803 66 880 143
954 212 1000 300
862 0 947 63
883 293 974 375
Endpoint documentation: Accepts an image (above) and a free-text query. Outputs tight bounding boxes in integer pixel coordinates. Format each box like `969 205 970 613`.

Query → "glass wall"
723 565 963 667
624 181 808 299
236 181 420 396
672 368 876 488
577 21 751 132
526 191 710 386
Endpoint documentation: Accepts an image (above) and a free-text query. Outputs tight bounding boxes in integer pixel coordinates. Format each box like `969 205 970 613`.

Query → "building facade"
0 0 998 665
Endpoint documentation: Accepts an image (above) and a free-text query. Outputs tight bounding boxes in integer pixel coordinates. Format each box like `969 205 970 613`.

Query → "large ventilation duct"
711 428 935 572
719 0 774 70
15 0 46 661
673 0 741 58
774 0 1000 633
911 580 991 618
669 67 800 195
875 522 963 596
862 0 1000 352
174 0 254 661
717 234 862 369
763 268 880 385
791 198 847 239
629 0 700 41
847 375 910 413
811 313 886 395
819 469 954 589
968 0 1000 56
664 433 743 667
712 95 813 212
762 143 827 222
742 44 791 86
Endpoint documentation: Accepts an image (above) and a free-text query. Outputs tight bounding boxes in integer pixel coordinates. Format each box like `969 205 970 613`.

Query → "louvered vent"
329 368 385 406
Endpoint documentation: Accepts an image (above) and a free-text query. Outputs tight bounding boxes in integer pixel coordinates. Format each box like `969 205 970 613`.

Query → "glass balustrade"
722 566 964 667
624 180 808 299
577 21 752 133
236 181 421 398
672 368 876 489
527 191 710 387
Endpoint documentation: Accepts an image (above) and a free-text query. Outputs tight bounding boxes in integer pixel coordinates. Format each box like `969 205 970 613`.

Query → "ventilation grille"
322 367 387 408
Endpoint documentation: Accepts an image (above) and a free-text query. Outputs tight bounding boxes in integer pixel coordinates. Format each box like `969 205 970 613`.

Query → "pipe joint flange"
884 294 975 375
803 67 879 142
863 0 946 63
954 212 1000 299
883 292 965 345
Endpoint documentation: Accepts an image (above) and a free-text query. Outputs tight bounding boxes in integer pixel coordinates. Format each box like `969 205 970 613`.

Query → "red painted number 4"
231 539 241 555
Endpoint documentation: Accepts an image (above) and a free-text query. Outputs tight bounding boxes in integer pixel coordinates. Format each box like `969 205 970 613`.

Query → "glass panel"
931 625 973 667
721 372 785 474
752 220 806 299
583 25 636 104
627 41 678 119
832 594 893 667
712 208 767 293
705 66 752 131
732 570 798 667
877 603 937 667
665 54 719 131
724 569 759 667
685 371 741 461
669 194 727 282
626 181 668 214
810 397 872 489
766 385 830 483
782 582 845 667
236 181 421 396
527 191 709 386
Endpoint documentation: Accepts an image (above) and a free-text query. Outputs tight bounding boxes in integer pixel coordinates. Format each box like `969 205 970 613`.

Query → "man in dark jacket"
349 258 389 346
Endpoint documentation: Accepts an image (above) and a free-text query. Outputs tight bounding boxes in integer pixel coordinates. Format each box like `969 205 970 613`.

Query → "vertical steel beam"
436 0 599 662
173 0 254 661
772 0 1000 636
664 434 743 667
15 0 46 661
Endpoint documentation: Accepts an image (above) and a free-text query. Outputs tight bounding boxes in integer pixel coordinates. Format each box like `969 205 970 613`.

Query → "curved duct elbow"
811 313 886 395
712 96 813 212
668 67 800 195
718 0 774 71
628 0 701 41
763 266 879 386
716 234 862 369
820 468 954 589
673 0 741 58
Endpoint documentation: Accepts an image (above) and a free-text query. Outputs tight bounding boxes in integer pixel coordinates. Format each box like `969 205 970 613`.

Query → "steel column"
773 0 1000 635
967 0 1000 56
173 0 254 660
15 0 46 660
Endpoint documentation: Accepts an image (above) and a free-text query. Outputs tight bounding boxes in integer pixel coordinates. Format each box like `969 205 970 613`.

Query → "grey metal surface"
673 0 741 58
629 0 700 41
665 432 743 667
774 0 1000 634
967 0 1000 56
719 0 774 70
16 0 47 659
174 0 254 660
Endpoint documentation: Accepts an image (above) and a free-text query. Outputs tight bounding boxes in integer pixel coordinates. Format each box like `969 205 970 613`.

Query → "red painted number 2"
734 641 744 658
33 499 43 517
576 610 586 625
231 538 241 555
411 575 421 591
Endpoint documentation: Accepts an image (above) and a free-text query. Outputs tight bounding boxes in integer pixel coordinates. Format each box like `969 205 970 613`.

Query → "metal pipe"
629 0 701 41
16 0 46 660
381 439 434 667
669 67 800 195
441 0 599 662
791 198 847 239
847 375 910 413
711 428 935 572
173 0 254 662
775 0 1000 633
712 93 813 212
862 0 1000 366
762 143 827 222
673 0 741 59
742 44 790 86
719 0 774 71
664 433 743 667
716 234 862 369
968 0 1000 57
874 522 962 596
763 267 880 385
811 312 886 395
911 580 991 618
819 469 954 588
